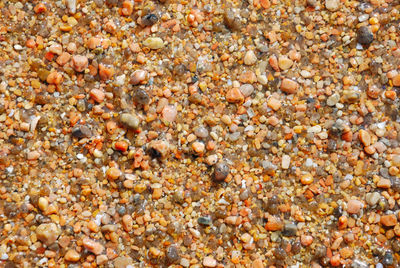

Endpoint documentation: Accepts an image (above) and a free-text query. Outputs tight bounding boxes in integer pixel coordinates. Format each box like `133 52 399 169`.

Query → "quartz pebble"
36 223 60 246
120 113 140 129
203 256 217 267
244 50 257 65
325 0 340 11
143 37 164 49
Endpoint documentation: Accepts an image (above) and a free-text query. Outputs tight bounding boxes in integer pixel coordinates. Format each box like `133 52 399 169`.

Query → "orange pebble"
330 254 341 267
26 39 36 48
121 1 134 16
34 3 47 14
115 141 128 152
106 121 118 134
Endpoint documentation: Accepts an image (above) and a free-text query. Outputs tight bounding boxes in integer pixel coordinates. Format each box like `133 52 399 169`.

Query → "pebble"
347 199 363 214
278 56 293 70
192 141 205 154
166 245 179 263
283 222 298 236
203 256 217 267
64 249 80 262
300 173 313 185
66 0 76 14
393 74 400 87
366 192 381 206
36 223 61 246
198 216 212 226
114 256 133 268
239 84 254 97
325 0 340 11
120 113 140 129
206 154 218 165
267 97 281 111
82 237 104 255
226 88 244 103
122 214 133 232
280 78 299 94
130 70 148 85
382 252 393 266
106 167 121 180
357 26 374 46
281 155 290 169
213 162 230 182
72 125 92 139
38 197 49 211
143 37 164 49
327 93 340 106
194 126 209 138
71 55 88 72
381 214 397 227
244 50 257 65
162 105 177 122
90 89 105 103
142 14 158 26
359 130 371 147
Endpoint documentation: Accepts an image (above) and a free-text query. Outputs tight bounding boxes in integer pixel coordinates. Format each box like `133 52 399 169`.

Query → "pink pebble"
162 105 177 123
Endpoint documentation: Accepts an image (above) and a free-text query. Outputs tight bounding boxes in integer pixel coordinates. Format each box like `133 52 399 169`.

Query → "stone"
357 26 373 46
325 0 340 11
359 129 371 147
114 256 133 268
281 155 290 169
244 50 257 65
282 222 298 236
82 237 104 255
347 199 363 214
166 245 179 264
65 249 80 262
203 256 217 267
366 192 381 206
213 162 230 182
239 84 254 97
226 88 244 103
278 56 293 70
198 216 212 226
143 37 164 49
120 113 140 129
381 214 397 227
267 98 281 111
393 74 400 87
327 93 340 106
162 105 177 122
281 78 299 94
36 223 60 246
72 125 92 139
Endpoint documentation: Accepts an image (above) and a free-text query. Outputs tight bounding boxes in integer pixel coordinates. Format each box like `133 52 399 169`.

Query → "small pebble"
213 162 229 182
244 50 257 65
143 37 164 49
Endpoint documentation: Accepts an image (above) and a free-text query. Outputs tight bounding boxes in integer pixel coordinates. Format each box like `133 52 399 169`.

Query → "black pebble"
142 14 158 26
357 26 373 46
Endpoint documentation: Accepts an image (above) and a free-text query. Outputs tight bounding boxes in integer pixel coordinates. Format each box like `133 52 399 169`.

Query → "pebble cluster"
1 0 400 267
